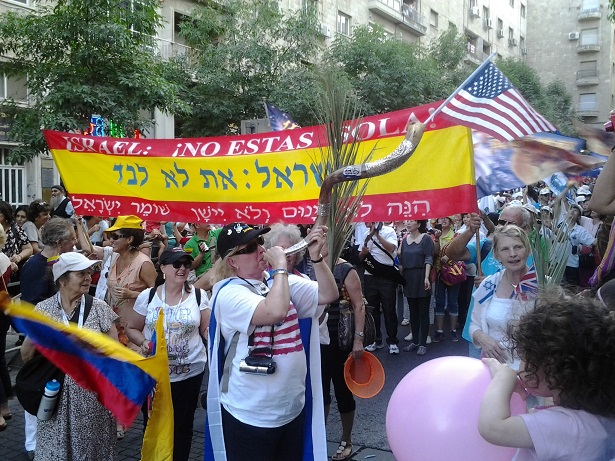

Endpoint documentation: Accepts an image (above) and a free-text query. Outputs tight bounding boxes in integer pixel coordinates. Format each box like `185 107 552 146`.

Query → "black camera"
239 348 276 375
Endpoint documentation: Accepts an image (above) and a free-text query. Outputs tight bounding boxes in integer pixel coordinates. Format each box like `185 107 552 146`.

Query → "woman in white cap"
21 252 118 461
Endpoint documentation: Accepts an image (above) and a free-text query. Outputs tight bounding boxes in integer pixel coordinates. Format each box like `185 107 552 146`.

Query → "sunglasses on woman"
171 260 192 269
231 235 265 256
109 233 126 240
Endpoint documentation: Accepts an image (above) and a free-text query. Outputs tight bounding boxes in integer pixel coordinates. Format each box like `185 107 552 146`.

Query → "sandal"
332 441 353 461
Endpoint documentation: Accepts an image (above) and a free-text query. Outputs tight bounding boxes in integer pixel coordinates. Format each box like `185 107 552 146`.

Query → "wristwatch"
355 331 364 337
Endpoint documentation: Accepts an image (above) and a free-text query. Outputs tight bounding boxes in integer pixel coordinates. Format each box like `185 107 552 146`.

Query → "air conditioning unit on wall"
569 32 580 40
486 18 493 29
471 6 480 17
497 29 505 38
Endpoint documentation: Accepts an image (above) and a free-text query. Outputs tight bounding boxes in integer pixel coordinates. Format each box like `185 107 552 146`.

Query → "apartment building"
525 0 613 126
0 0 607 203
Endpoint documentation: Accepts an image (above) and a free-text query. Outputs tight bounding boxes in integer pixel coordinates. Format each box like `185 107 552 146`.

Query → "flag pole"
424 52 497 125
262 98 272 130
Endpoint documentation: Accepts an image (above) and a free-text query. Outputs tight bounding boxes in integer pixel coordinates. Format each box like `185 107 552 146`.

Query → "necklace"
505 271 520 289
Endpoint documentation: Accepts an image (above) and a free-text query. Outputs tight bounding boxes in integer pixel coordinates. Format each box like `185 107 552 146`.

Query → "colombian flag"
0 294 173 461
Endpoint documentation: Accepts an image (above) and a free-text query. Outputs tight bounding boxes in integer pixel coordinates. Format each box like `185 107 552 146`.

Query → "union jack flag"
510 264 539 302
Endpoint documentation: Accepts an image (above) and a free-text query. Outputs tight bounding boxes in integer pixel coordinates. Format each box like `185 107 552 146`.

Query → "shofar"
284 121 426 256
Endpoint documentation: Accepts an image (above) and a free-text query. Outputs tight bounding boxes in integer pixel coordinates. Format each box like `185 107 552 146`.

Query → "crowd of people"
0 164 613 460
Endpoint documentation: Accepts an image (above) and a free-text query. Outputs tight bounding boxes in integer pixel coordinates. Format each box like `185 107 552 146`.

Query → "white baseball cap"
52 252 101 282
539 187 551 195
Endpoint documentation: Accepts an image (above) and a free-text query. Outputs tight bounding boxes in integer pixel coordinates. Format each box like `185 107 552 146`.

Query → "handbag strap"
369 236 397 264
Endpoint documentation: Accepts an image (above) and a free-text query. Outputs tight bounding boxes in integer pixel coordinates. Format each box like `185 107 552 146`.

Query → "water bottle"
37 380 61 421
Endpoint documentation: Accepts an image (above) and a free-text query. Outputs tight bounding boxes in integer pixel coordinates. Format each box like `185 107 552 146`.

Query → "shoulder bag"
15 294 93 415
361 237 406 286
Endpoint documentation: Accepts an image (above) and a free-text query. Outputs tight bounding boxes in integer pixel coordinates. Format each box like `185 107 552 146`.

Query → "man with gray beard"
50 184 74 220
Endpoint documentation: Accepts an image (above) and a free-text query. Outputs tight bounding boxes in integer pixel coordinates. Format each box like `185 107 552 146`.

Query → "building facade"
0 0 610 204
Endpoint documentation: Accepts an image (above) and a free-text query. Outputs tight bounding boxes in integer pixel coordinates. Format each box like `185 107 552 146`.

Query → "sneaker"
426 336 432 344
451 330 459 342
417 346 427 356
401 318 410 326
403 343 419 352
389 344 400 355
404 332 413 342
432 331 444 343
375 341 385 349
365 343 377 352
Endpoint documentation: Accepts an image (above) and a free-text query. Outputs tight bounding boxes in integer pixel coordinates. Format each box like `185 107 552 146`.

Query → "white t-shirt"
516 407 615 460
214 274 319 428
94 246 117 301
134 286 210 382
363 225 398 274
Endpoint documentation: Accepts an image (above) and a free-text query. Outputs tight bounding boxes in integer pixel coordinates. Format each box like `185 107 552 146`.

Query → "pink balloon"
386 356 525 461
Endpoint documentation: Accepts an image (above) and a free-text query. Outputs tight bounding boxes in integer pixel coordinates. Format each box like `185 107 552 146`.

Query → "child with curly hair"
478 288 615 460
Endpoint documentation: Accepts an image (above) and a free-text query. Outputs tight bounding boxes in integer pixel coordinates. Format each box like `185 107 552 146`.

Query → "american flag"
440 61 556 141
264 101 301 131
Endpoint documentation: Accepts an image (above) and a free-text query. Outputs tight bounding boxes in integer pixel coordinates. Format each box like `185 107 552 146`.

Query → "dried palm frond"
310 68 375 267
531 197 575 287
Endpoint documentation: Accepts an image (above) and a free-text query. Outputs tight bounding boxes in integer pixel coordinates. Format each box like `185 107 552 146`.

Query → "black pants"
365 275 399 344
407 296 430 347
0 312 12 404
222 406 305 461
142 371 204 461
364 275 398 344
457 275 475 330
321 339 356 414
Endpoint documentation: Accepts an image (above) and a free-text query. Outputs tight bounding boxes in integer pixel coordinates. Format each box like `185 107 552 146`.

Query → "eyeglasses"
172 260 192 269
498 219 517 226
109 234 127 240
230 235 264 256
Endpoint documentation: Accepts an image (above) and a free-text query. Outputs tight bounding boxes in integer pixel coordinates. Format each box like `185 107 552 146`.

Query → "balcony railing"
368 0 427 36
576 69 599 86
576 102 599 117
577 43 600 53
578 7 601 20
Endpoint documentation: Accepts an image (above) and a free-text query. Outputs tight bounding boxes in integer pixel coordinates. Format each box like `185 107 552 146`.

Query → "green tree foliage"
325 25 470 115
496 58 576 136
0 0 189 162
176 0 322 136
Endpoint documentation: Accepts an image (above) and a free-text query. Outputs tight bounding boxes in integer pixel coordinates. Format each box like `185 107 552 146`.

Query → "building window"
509 0 514 7
579 93 597 111
581 27 599 45
0 74 28 103
508 27 514 40
337 11 351 36
520 36 525 49
482 6 490 20
581 0 599 12
0 148 26 206
520 3 526 17
579 60 598 78
430 9 438 28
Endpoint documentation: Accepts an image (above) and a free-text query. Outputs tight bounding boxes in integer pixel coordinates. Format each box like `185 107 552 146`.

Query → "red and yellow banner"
44 101 477 224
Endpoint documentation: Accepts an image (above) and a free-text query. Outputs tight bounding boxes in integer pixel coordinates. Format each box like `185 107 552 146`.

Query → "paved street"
1 320 467 460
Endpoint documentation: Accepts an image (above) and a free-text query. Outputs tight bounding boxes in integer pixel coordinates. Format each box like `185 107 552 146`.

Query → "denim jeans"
435 278 460 317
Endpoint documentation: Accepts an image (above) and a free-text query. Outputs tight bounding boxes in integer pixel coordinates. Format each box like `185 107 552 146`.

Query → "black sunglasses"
109 233 127 240
172 260 192 269
498 219 517 226
231 235 264 256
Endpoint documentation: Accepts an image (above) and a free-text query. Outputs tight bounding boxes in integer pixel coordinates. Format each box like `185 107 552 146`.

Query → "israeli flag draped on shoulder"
204 275 327 461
